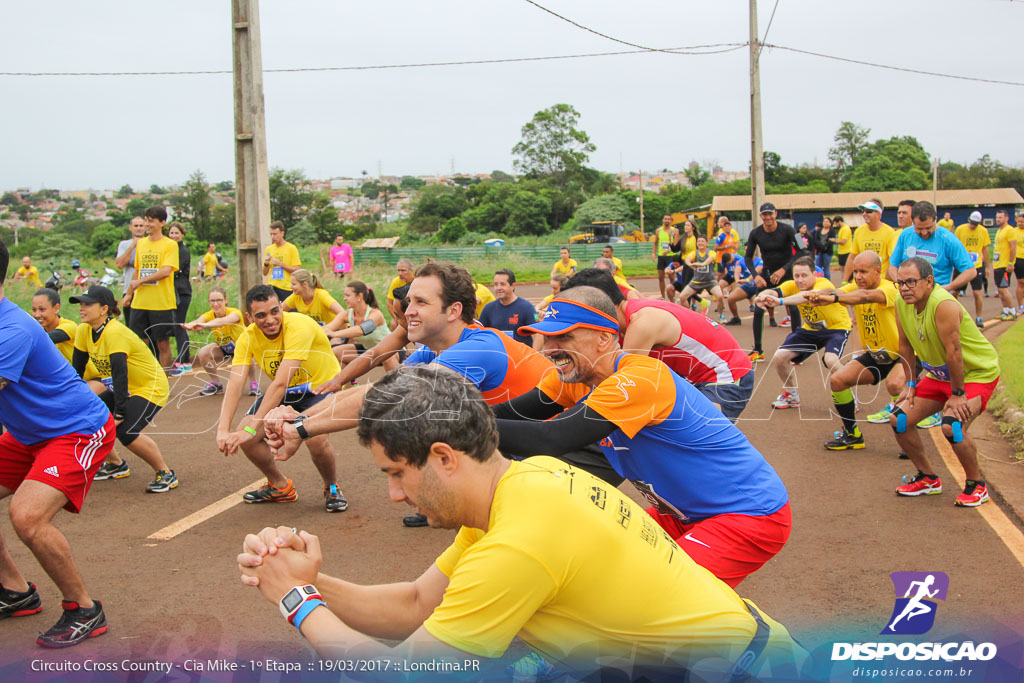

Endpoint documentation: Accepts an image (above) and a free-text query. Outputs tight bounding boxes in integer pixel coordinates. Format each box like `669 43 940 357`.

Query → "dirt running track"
2 275 1023 681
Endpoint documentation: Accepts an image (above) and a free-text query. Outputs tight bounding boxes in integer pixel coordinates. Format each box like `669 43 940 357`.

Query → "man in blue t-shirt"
478 268 538 347
0 239 115 648
889 201 976 289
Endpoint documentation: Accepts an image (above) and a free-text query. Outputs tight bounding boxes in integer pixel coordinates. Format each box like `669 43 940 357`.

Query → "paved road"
2 276 1022 678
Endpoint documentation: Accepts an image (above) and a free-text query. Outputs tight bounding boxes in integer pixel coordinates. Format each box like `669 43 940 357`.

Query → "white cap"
969 211 982 223
858 201 882 213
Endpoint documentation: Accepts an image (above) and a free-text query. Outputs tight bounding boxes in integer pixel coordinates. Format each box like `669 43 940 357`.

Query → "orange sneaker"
243 479 298 503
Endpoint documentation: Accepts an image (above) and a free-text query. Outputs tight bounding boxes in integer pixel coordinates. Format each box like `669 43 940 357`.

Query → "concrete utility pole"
932 157 939 209
638 170 645 234
749 0 766 224
232 0 271 306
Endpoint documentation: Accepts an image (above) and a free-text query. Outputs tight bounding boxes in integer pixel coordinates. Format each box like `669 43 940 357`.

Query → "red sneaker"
954 482 989 507
896 472 942 497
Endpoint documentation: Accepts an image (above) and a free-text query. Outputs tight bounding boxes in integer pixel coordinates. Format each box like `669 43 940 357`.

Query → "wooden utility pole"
638 170 645 234
232 0 271 306
749 0 766 224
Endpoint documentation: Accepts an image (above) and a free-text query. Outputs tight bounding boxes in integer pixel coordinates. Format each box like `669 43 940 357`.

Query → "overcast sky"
2 0 1022 191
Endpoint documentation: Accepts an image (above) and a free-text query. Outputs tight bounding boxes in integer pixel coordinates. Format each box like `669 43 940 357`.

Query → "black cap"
759 202 776 214
69 285 116 309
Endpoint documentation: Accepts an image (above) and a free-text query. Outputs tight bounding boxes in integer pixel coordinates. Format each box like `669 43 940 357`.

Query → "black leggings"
173 292 192 365
99 392 162 447
753 305 801 353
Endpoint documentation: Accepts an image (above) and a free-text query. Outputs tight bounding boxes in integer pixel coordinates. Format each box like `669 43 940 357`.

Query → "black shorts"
657 254 678 270
837 253 849 268
1016 259 1024 279
99 392 162 447
852 351 899 385
995 267 1011 288
954 269 986 292
272 286 292 302
246 386 330 417
779 328 850 364
130 308 176 341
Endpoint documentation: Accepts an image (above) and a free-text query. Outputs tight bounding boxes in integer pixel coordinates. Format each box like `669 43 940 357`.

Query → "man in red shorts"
492 285 791 587
890 257 1001 507
0 239 116 647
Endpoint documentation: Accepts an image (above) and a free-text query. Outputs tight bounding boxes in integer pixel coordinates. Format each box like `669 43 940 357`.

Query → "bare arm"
115 240 138 269
945 267 977 293
620 307 678 355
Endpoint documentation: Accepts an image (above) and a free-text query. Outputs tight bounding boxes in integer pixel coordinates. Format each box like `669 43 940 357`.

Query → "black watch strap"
951 388 966 397
294 414 310 440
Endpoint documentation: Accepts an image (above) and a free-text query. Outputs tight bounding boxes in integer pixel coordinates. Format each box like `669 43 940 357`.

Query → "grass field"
996 318 1024 408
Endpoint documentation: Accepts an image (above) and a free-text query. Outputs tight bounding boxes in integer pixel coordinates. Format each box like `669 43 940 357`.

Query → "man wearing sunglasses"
889 257 999 507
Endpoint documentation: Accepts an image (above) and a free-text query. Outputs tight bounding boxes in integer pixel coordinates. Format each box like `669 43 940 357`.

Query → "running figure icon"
887 574 939 633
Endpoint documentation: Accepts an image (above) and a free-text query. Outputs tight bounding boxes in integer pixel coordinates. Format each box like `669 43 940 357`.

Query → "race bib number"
806 319 827 331
868 348 895 365
334 261 348 273
630 480 691 523
994 253 1001 263
101 377 114 389
272 266 284 280
219 342 235 355
922 361 951 382
139 267 158 285
969 252 980 264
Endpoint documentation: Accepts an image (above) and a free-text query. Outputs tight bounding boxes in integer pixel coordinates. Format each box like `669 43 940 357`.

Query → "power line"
764 42 1024 88
761 0 781 45
0 44 747 78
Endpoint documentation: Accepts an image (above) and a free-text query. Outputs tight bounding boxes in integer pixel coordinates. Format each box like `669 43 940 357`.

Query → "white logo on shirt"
44 466 59 478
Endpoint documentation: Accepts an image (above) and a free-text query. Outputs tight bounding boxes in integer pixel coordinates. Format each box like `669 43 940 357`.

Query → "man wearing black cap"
725 202 806 362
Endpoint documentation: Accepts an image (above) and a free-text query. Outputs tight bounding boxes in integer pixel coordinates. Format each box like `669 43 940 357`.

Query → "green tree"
36 231 80 262
434 216 467 244
125 197 148 217
149 184 166 195
361 181 381 200
269 168 313 229
180 170 213 241
409 184 467 234
215 180 234 192
490 170 515 183
209 203 236 244
286 219 318 247
842 136 931 192
106 210 130 227
116 184 134 198
828 121 871 183
573 194 631 228
512 104 596 187
400 176 426 190
307 191 341 243
379 184 399 223
89 222 124 257
505 189 552 236
684 164 712 188
763 151 784 184
1 192 20 206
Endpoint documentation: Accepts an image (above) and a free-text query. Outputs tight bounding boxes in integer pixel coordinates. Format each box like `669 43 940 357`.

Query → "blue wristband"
906 381 916 388
292 599 325 631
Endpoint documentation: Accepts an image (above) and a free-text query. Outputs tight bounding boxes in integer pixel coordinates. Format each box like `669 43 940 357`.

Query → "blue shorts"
779 328 849 364
740 280 760 298
246 384 330 416
695 369 755 422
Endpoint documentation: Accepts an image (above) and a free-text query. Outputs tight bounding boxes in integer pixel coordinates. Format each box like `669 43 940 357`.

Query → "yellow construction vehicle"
670 205 717 239
568 221 653 244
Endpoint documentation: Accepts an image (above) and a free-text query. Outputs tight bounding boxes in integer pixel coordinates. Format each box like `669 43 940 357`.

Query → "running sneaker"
1001 311 1018 321
748 350 765 363
719 314 727 322
243 479 297 504
896 472 942 496
769 318 778 327
0 582 42 619
724 317 742 326
954 481 989 507
780 315 791 326
168 362 192 377
403 513 428 527
145 469 178 493
975 317 984 329
825 431 865 450
916 413 942 429
506 651 559 682
866 403 894 424
748 304 756 313
323 484 348 513
199 382 224 396
36 600 107 648
248 381 261 396
93 460 130 480
772 390 800 409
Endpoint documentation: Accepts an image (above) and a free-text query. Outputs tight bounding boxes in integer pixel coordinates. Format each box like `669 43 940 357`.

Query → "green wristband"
243 425 257 436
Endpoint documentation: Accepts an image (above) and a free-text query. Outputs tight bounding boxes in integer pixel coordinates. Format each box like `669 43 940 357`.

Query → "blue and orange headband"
518 299 619 336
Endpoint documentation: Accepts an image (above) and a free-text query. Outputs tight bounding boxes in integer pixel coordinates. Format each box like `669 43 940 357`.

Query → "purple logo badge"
882 571 949 635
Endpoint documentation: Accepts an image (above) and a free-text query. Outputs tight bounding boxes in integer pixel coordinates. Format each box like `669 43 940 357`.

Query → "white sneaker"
772 390 800 409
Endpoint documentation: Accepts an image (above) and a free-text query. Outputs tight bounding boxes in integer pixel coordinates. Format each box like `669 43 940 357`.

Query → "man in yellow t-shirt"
199 243 221 278
473 280 495 319
833 216 854 277
1016 212 1024 315
937 211 955 231
844 200 896 283
804 252 904 450
993 209 1019 320
123 205 178 369
236 366 807 678
755 255 852 410
262 221 301 300
216 284 346 513
13 256 42 288
386 258 416 326
954 212 992 325
601 245 624 278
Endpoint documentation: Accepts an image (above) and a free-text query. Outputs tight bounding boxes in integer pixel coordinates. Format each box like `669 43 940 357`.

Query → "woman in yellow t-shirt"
30 287 101 380
551 247 579 277
183 286 256 396
283 269 343 326
69 285 177 492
